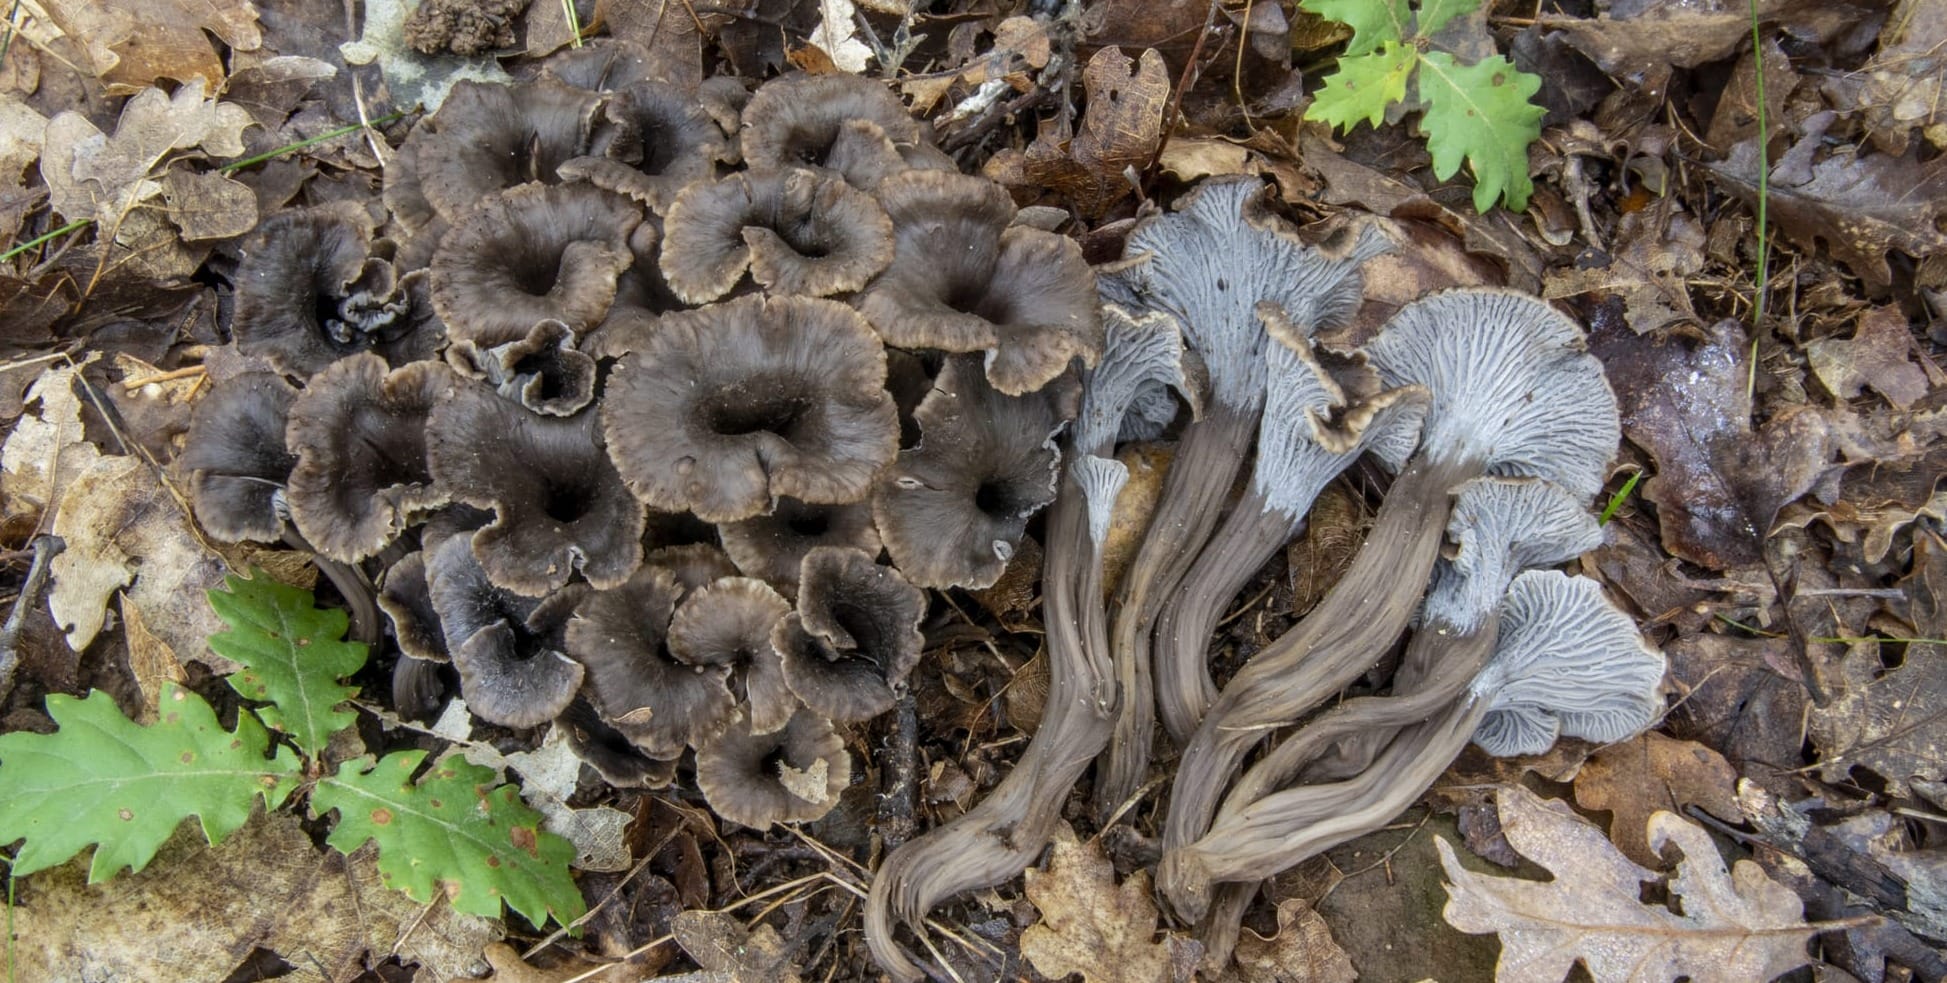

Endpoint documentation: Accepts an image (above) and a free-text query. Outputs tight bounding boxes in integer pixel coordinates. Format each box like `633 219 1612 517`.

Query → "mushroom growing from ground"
444 319 597 417
695 708 851 829
1161 287 1620 873
658 167 893 303
773 546 924 724
855 169 1101 396
425 378 645 594
179 370 299 544
1092 177 1393 812
666 576 797 734
423 536 587 728
284 354 455 563
564 565 736 757
557 78 729 213
718 496 880 595
429 183 642 346
872 355 1075 590
601 293 898 522
404 78 602 223
865 305 1192 981
739 72 921 188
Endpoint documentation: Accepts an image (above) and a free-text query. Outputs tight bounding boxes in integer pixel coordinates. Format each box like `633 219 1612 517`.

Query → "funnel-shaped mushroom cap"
378 549 446 662
1364 288 1620 500
857 169 1101 396
719 497 881 594
233 203 443 378
539 38 657 92
659 167 894 303
179 371 298 544
1074 305 1193 454
1469 570 1665 756
873 356 1074 589
285 355 455 562
557 697 679 789
424 536 586 728
1099 179 1393 411
668 577 798 734
558 80 728 212
426 380 646 595
1423 477 1604 633
741 73 919 186
383 136 440 238
774 546 924 723
603 294 899 522
413 78 602 222
1252 304 1429 521
696 708 851 829
430 183 641 346
445 319 597 417
565 565 735 756
647 543 741 599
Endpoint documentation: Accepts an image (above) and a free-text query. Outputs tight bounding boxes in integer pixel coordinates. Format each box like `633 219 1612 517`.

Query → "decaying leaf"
41 0 263 92
1709 119 1947 288
669 909 804 983
1542 0 1878 77
1101 443 1171 597
1543 205 1705 335
501 729 634 873
1811 639 1947 796
39 80 253 229
1664 633 1810 775
1438 784 1819 983
986 46 1169 218
807 0 873 74
1590 317 1834 569
340 0 512 111
7 810 498 983
1806 305 1931 410
1020 823 1188 983
1231 898 1358 983
903 16 1052 113
0 360 102 529
1821 0 1947 153
1572 732 1742 868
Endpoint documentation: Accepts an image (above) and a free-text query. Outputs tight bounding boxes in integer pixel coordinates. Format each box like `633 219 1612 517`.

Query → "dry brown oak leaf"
42 0 261 92
1231 898 1358 983
986 46 1169 219
1572 732 1742 868
1021 822 1192 983
1438 784 1820 983
1805 305 1932 411
1811 638 1947 797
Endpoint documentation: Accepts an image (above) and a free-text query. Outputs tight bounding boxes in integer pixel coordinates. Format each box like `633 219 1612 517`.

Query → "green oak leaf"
207 571 367 756
1306 42 1419 131
1300 0 1409 55
0 683 299 881
1416 51 1545 212
314 750 587 929
1414 0 1482 39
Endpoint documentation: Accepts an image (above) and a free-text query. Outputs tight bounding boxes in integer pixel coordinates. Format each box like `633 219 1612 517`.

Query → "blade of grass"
218 110 410 174
1597 470 1642 525
1745 0 1770 401
561 0 584 48
2 219 92 263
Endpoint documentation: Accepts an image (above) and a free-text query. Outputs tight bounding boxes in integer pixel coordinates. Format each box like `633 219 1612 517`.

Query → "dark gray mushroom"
444 319 598 417
718 496 880 595
429 183 641 346
658 167 893 303
667 576 797 734
424 536 586 729
695 708 851 829
774 546 924 723
179 371 299 544
564 565 735 757
739 73 919 188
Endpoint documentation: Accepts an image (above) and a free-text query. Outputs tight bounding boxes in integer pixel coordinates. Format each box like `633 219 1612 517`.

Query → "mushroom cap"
1074 304 1192 454
873 355 1073 590
430 183 641 346
1252 304 1429 521
740 73 919 186
426 379 646 594
646 543 742 599
178 370 298 543
774 546 924 723
602 294 899 522
445 319 598 417
1364 287 1620 500
1423 476 1605 634
558 79 728 213
1098 178 1393 411
378 549 447 662
658 167 894 304
856 169 1102 396
1469 570 1666 756
668 576 798 734
556 696 679 789
413 78 602 223
233 202 443 378
564 565 736 757
538 38 658 92
424 536 587 728
719 496 881 594
285 354 455 562
695 708 851 829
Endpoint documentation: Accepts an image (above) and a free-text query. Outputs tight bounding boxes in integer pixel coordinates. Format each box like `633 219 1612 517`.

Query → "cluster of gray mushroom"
863 180 1667 977
177 41 1665 977
180 40 1100 831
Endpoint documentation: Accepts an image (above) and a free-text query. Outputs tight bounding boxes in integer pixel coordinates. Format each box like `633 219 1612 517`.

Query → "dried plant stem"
0 534 63 706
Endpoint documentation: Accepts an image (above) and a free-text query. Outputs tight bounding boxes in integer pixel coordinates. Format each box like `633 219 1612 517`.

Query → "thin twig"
0 534 63 704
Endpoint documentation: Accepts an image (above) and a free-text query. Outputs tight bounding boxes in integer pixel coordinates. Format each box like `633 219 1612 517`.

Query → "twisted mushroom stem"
283 528 381 646
1098 401 1259 817
1151 484 1301 745
865 461 1115 981
1161 452 1478 859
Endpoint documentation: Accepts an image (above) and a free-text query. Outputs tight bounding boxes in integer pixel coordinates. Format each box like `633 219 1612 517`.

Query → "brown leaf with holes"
42 0 263 92
1544 205 1705 335
1806 306 1931 410
1232 899 1357 983
1665 633 1808 775
1821 0 1947 153
1590 317 1835 569
670 909 802 983
1709 123 1947 288
1572 733 1741 868
986 46 1168 217
1810 639 1947 796
1021 823 1186 983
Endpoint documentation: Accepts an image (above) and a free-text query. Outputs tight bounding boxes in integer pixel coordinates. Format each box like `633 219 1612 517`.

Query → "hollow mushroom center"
774 217 833 259
973 477 1035 521
511 352 571 401
783 127 834 168
540 475 597 524
700 378 817 440
829 601 888 665
787 511 831 537
509 252 563 296
351 409 433 489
